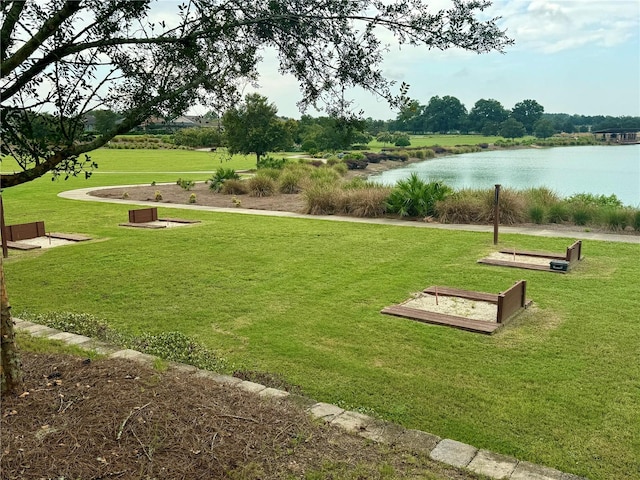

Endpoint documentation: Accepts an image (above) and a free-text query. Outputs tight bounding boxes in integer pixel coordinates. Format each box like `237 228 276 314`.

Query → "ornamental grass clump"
342 186 391 217
247 175 276 197
485 188 527 225
221 178 249 195
436 189 487 224
303 184 344 215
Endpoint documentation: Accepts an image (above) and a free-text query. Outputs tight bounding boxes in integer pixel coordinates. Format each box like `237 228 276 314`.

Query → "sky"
218 0 640 120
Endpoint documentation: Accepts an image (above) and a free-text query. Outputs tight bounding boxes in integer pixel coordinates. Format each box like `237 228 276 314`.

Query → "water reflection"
370 145 640 206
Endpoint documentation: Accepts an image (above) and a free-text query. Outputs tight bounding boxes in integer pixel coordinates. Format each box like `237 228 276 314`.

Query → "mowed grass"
2 149 640 480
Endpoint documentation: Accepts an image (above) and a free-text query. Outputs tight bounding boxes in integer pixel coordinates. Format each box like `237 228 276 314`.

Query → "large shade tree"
0 0 512 393
222 93 292 164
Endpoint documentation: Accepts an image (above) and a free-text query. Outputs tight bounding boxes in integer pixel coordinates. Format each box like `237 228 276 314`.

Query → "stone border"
13 317 587 480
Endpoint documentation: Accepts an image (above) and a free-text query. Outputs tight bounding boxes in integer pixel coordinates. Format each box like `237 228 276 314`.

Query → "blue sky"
231 0 640 120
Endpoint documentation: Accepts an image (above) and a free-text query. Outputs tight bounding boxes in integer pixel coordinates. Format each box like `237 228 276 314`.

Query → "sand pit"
485 251 554 266
402 293 497 322
10 236 76 249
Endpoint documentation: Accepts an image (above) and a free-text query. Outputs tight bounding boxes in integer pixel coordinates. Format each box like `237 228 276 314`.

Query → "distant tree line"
79 95 640 157
384 96 640 138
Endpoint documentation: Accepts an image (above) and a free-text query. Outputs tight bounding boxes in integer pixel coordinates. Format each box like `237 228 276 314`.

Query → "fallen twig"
116 402 151 440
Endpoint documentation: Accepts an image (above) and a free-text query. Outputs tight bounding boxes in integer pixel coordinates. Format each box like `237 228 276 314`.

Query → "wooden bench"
382 281 529 334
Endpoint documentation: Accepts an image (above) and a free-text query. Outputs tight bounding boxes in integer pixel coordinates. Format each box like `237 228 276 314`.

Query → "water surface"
370 145 640 207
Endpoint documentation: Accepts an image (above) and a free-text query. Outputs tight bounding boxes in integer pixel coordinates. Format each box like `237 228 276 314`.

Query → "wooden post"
0 195 7 259
493 184 501 245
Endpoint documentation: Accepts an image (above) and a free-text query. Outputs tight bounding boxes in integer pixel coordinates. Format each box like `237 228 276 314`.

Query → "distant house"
138 115 221 133
592 128 639 144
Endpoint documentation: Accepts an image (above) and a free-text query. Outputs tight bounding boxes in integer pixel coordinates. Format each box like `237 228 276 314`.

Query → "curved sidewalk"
60 186 640 244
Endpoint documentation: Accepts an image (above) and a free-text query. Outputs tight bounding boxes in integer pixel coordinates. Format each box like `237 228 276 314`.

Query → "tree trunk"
1 256 22 394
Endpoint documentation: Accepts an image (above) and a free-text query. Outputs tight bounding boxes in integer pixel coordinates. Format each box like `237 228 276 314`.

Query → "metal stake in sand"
493 184 501 245
435 286 439 306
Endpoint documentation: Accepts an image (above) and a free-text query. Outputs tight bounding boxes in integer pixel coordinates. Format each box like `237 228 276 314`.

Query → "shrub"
257 156 289 170
342 187 391 217
309 166 341 185
247 175 276 197
523 187 560 207
436 189 487 224
220 178 249 195
528 205 545 224
342 178 380 190
603 208 629 230
548 203 570 223
188 193 197 204
177 179 196 190
277 172 301 194
486 188 527 225
303 185 344 215
566 193 623 208
331 162 348 175
209 168 240 192
633 210 640 231
154 190 163 201
255 168 281 181
386 173 453 218
571 206 593 226
325 156 341 166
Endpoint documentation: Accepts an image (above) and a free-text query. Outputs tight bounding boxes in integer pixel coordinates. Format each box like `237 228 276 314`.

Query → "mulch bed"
1 352 477 479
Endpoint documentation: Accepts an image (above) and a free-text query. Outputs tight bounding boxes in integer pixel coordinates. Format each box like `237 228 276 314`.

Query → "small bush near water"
386 173 452 218
17 311 228 372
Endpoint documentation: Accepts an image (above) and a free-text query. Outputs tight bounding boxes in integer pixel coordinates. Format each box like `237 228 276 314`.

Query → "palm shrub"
386 173 452 218
209 168 240 192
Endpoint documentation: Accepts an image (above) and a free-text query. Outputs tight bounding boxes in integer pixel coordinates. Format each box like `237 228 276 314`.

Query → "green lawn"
3 148 639 479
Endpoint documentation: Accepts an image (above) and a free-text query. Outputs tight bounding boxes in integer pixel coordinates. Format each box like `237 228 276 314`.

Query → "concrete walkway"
59 185 639 244
14 317 587 480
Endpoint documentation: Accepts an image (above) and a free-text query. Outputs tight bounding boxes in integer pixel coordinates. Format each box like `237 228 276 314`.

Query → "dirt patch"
94 183 308 213
1 352 478 479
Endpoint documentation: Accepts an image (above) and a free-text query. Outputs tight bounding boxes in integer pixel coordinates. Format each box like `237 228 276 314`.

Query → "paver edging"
12 318 588 480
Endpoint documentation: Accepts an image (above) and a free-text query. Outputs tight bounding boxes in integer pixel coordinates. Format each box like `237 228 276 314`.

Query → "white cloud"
490 0 640 53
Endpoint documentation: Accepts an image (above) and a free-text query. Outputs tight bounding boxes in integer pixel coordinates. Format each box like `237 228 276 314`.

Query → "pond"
369 145 640 207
